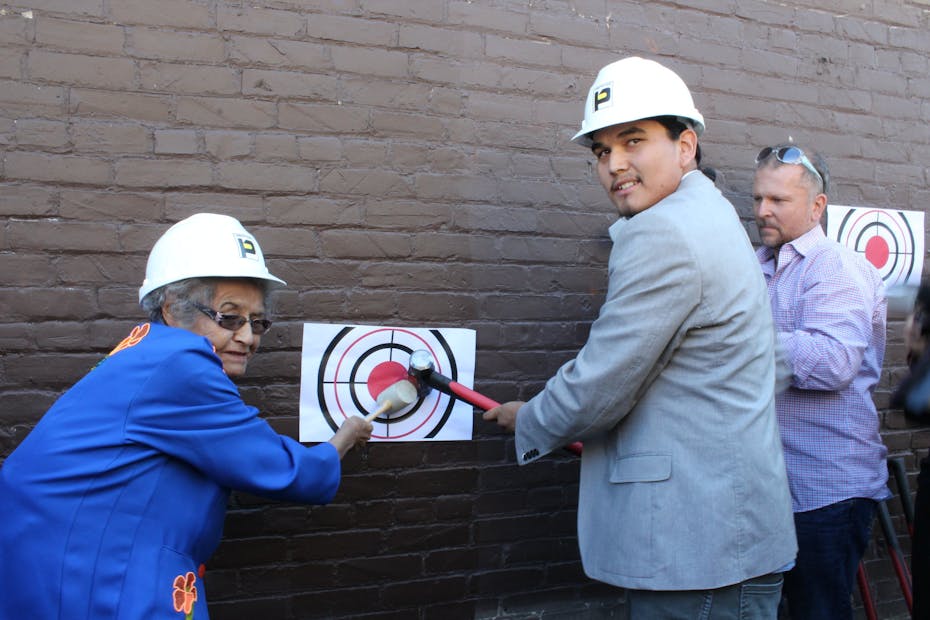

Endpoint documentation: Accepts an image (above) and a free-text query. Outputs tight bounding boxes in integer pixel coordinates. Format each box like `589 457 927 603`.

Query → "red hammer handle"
448 380 500 412
447 382 584 456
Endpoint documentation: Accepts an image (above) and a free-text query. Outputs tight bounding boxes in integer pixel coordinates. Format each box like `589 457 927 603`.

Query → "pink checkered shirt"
757 225 890 513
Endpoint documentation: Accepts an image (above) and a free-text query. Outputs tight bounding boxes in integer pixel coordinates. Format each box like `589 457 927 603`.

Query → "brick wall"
1 1 928 618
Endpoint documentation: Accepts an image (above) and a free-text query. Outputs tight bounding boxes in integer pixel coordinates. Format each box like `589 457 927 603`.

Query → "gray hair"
140 277 275 328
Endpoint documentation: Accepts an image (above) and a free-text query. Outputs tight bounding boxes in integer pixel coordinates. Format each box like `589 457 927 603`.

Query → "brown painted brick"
336 554 422 584
0 12 31 44
3 152 111 184
290 529 383 562
35 17 125 54
107 0 212 28
319 167 411 197
389 143 465 170
139 61 239 95
14 119 69 150
25 0 103 16
486 34 561 67
8 219 120 251
70 121 151 154
205 131 252 159
320 230 412 259
265 195 361 226
341 138 390 165
290 585 381 618
242 68 340 100
363 200 452 229
0 254 55 286
227 35 330 70
0 389 58 425
154 129 199 154
28 49 135 89
217 4 305 37
364 0 444 22
114 158 212 188
447 1 528 34
0 49 22 80
56 253 146 286
371 109 444 139
398 24 482 57
343 289 398 320
279 101 369 133
69 88 171 122
129 27 225 62
395 467 479 496
176 96 276 129
0 322 38 351
396 292 480 322
307 14 397 46
163 192 261 224
216 161 316 192
0 184 56 216
296 136 342 161
0 80 66 115
382 575 469 606
330 45 408 79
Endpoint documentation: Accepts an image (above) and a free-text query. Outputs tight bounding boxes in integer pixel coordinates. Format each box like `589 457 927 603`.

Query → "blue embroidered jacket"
0 323 340 619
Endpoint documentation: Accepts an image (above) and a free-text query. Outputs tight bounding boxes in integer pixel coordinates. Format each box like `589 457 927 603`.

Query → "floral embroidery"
91 323 152 371
109 323 151 356
172 571 197 619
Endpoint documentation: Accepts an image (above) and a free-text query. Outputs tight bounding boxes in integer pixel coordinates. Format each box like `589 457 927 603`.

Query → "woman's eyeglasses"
756 146 824 186
194 303 272 335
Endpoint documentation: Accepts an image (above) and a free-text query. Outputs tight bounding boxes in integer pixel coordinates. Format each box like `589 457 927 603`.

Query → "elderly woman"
0 213 371 619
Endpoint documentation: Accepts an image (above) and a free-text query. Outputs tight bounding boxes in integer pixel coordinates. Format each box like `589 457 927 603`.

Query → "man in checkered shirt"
752 143 890 620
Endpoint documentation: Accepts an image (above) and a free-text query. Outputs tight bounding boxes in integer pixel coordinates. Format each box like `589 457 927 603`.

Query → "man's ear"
678 128 698 167
812 192 828 222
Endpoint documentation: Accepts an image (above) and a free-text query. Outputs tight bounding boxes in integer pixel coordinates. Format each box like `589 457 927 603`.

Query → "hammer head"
407 349 435 398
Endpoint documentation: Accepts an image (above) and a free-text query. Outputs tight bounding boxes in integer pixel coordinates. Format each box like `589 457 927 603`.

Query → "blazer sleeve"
124 344 341 504
515 214 702 463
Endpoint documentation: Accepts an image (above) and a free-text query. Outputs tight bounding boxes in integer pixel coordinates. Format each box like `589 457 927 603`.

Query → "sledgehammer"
406 350 583 456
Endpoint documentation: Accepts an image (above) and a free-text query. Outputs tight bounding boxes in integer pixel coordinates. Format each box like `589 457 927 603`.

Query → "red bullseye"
865 235 889 269
366 361 409 399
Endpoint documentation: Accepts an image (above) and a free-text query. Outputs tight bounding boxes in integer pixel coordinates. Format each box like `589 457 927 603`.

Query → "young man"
753 145 889 619
484 56 796 618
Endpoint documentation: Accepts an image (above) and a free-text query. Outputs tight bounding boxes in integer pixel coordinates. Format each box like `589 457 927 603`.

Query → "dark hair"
653 115 702 166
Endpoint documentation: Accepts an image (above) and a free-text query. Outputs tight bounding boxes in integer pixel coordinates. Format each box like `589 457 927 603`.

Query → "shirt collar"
756 225 825 272
784 224 826 257
758 224 825 258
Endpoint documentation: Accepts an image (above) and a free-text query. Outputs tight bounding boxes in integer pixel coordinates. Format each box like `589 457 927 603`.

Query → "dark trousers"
914 456 930 620
783 498 876 620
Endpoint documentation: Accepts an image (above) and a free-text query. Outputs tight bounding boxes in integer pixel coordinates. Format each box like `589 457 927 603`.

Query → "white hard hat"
572 56 705 147
139 213 286 302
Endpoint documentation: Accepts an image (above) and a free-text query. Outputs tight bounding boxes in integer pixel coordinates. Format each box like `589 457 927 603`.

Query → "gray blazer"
516 171 797 591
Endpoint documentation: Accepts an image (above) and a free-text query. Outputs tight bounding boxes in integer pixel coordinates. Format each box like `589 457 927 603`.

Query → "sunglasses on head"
194 303 272 335
756 146 824 186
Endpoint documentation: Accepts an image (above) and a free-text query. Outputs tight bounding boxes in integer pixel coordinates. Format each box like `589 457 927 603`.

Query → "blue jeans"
783 498 876 620
626 572 783 619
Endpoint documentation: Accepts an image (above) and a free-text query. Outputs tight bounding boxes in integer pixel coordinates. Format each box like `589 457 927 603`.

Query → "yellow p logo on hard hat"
594 86 611 111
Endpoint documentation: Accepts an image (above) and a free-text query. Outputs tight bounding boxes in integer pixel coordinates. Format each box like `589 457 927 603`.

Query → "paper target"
299 323 475 442
826 205 924 287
